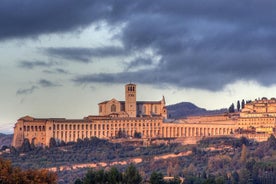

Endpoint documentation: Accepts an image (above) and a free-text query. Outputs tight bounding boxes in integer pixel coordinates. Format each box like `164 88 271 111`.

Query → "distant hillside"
0 133 13 148
166 102 227 119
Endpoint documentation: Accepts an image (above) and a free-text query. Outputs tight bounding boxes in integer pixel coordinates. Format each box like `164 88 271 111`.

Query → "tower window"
128 85 135 91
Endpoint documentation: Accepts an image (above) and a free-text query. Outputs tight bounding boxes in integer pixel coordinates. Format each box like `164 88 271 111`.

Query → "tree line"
229 99 246 113
74 164 181 184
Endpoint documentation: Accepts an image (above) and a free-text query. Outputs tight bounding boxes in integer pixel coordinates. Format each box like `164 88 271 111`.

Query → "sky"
1 0 276 133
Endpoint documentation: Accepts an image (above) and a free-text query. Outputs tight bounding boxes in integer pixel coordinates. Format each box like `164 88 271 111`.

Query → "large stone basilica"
12 83 276 148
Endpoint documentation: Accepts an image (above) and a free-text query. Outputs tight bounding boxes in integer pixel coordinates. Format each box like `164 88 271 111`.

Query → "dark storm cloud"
16 86 38 95
39 79 61 87
88 0 276 90
125 57 154 70
4 1 276 90
44 46 127 63
0 0 114 40
18 60 55 69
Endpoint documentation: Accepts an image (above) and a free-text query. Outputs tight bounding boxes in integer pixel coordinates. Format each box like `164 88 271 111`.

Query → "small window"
111 104 116 112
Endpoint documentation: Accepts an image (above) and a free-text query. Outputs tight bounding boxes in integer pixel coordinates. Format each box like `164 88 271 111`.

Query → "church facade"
98 83 167 118
12 84 276 148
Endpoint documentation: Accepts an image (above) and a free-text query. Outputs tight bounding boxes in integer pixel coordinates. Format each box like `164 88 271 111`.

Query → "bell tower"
125 83 137 117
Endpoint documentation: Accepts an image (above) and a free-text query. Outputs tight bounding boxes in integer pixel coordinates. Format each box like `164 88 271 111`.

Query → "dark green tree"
239 168 251 184
202 170 207 179
49 137 57 148
240 136 250 146
20 138 32 152
230 171 239 184
241 99 245 109
215 175 226 184
123 164 142 184
59 140 66 146
31 138 36 150
150 171 165 184
106 167 123 184
268 134 276 149
229 103 235 113
237 100 241 111
74 178 83 184
95 169 105 184
134 131 142 138
83 169 96 184
117 129 126 138
246 159 258 184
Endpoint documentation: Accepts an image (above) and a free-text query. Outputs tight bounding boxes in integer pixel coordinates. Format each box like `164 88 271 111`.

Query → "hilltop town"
12 83 276 148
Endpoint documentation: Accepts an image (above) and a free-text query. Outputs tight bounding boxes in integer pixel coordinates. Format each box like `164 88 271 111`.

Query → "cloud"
125 57 154 71
18 60 55 69
5 1 276 90
0 0 113 41
39 79 61 87
43 46 128 63
73 1 276 91
16 85 38 95
43 68 70 75
16 79 61 96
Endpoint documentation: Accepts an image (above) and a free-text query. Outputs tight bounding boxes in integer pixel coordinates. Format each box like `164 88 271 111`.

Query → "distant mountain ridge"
0 133 13 148
166 102 227 119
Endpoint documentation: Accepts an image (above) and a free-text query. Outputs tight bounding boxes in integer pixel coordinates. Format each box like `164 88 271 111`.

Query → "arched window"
111 104 116 112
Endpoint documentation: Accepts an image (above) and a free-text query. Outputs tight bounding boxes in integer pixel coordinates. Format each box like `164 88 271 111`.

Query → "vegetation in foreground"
0 157 57 184
2 135 276 183
74 164 181 184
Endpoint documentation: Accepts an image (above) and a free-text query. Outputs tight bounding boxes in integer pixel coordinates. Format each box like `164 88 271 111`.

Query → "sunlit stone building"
238 97 276 134
12 84 276 148
12 83 167 147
